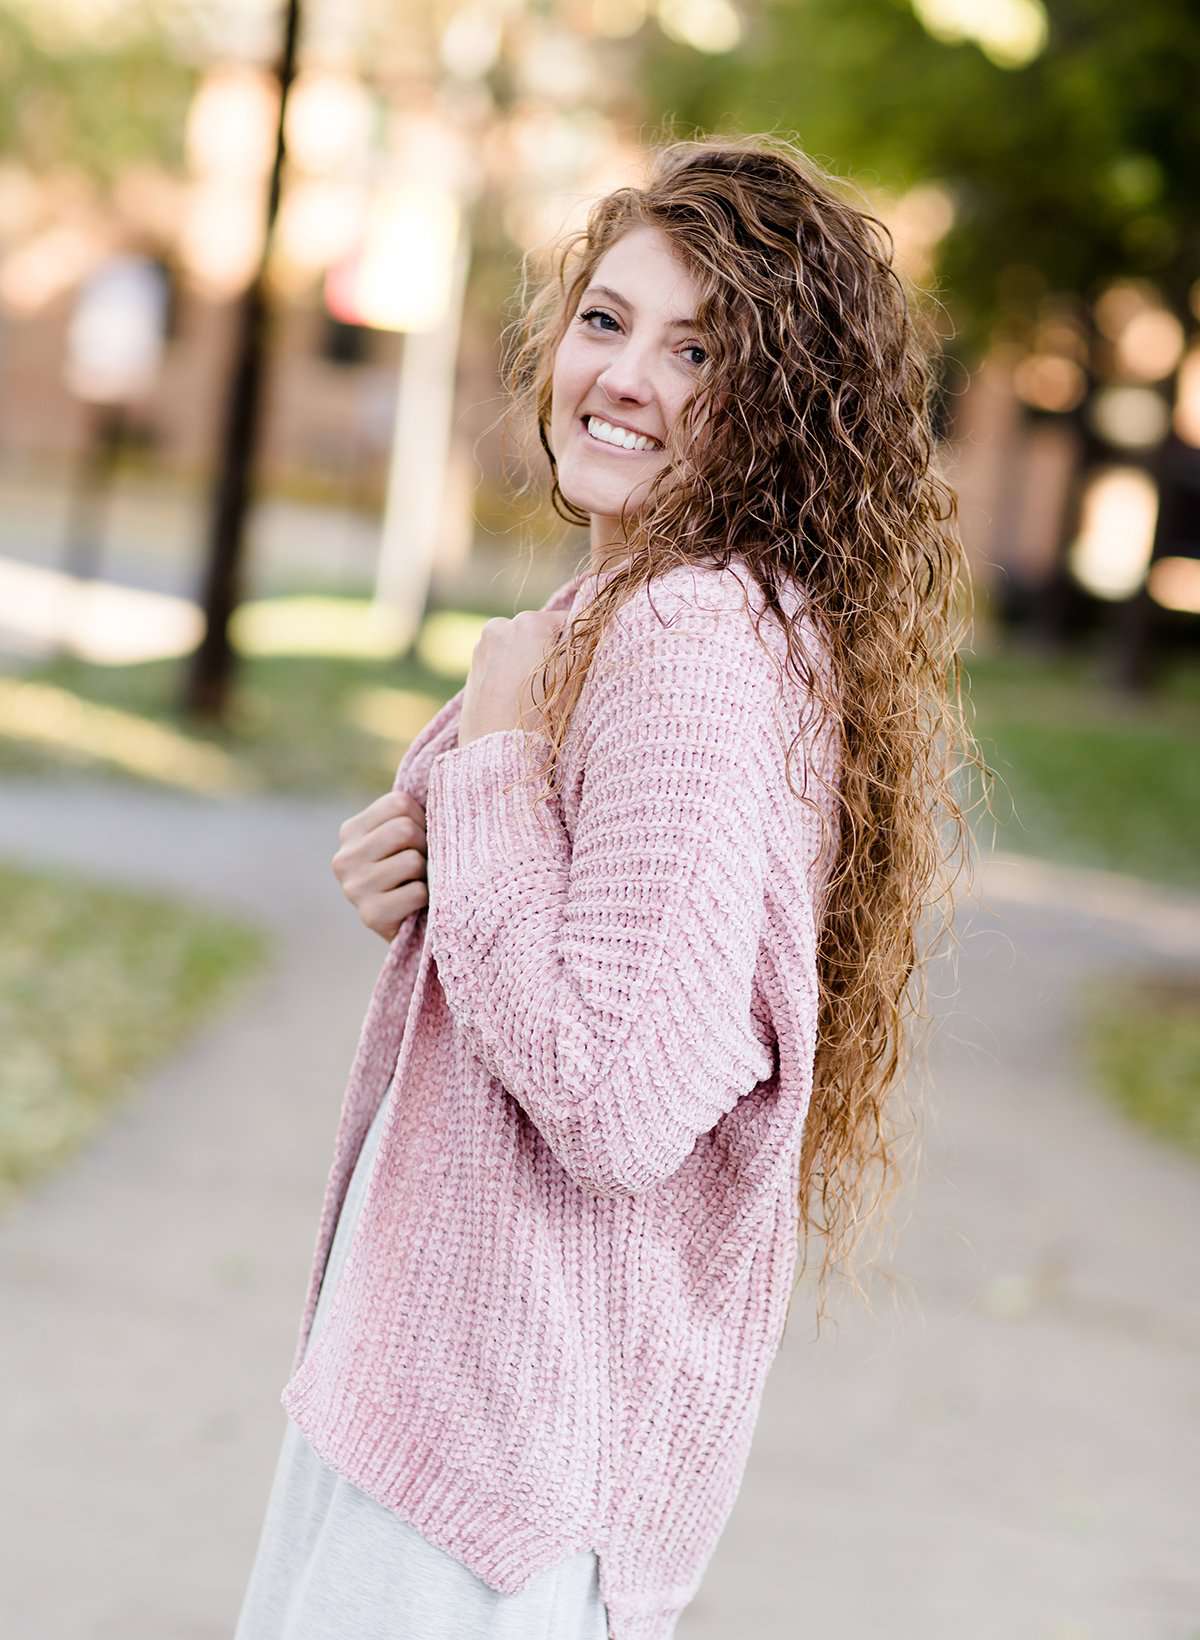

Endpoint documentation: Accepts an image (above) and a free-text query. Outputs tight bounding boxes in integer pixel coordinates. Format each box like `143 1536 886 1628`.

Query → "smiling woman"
233 132 988 1640
549 225 707 560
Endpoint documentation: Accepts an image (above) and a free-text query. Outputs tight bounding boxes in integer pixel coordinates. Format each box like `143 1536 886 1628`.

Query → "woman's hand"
334 607 565 939
332 790 428 941
458 609 568 749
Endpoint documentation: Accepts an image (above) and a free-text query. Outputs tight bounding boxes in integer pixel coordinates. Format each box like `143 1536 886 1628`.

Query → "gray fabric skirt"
233 1079 610 1640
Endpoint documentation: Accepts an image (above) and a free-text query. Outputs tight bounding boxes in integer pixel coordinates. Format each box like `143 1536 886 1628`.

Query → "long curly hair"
496 132 991 1331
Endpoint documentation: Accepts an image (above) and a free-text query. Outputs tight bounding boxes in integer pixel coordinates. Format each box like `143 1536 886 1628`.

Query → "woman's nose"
597 342 654 405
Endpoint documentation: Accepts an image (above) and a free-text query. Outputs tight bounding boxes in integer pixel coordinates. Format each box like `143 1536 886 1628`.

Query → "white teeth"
586 415 660 452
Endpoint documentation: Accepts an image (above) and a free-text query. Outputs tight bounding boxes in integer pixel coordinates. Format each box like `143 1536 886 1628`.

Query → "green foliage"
639 0 1200 364
0 858 269 1207
0 5 195 183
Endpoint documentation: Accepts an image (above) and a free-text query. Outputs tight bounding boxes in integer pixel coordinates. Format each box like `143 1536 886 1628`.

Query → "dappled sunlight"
0 559 492 669
0 677 254 794
230 595 408 659
0 571 489 792
909 0 1048 67
414 607 490 680
656 0 742 53
1067 467 1159 601
0 557 203 664
229 595 504 671
1149 555 1200 615
345 685 449 747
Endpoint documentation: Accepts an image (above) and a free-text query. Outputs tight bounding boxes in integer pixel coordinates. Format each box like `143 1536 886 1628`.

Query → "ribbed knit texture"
280 558 842 1640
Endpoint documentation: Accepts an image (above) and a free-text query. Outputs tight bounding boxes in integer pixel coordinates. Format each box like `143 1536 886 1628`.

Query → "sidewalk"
0 466 577 669
1 776 1197 1639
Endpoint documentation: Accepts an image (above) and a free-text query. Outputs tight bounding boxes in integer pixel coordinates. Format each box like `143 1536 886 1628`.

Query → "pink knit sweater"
280 557 842 1640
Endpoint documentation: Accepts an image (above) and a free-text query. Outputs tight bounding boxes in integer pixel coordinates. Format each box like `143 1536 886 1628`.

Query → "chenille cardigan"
280 556 842 1640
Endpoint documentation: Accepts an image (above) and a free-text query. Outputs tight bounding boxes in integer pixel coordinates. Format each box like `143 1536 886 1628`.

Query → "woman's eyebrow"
581 284 697 328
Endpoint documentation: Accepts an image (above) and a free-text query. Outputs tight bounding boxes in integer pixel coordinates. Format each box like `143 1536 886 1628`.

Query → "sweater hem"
594 1547 694 1640
278 1380 694 1640
279 1372 604 1596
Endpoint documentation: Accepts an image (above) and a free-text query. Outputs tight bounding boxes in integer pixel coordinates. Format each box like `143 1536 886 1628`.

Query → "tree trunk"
181 0 301 721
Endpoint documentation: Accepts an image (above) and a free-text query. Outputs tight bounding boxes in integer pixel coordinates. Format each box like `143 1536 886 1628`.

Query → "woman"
233 135 983 1640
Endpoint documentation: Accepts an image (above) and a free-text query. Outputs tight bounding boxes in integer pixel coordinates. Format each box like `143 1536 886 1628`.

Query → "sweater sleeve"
423 597 788 1199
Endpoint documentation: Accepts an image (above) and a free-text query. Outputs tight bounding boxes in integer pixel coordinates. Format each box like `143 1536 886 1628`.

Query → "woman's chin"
559 469 645 521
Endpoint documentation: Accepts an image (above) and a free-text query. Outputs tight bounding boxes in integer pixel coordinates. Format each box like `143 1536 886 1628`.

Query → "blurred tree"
0 5 194 182
641 0 1200 684
182 0 301 720
641 0 1199 365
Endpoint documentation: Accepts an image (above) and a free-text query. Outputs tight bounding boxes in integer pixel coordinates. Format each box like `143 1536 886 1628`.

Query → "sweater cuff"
426 727 561 882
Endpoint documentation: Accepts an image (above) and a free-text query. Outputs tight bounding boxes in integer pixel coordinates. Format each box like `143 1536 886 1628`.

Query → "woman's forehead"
588 227 700 315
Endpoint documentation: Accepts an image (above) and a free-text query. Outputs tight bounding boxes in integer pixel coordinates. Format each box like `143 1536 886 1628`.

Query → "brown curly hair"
495 131 992 1332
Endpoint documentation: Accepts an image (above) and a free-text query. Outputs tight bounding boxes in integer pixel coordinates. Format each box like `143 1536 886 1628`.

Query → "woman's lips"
578 415 661 454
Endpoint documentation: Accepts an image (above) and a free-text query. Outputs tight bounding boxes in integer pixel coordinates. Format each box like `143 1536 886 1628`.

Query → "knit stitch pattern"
280 558 842 1640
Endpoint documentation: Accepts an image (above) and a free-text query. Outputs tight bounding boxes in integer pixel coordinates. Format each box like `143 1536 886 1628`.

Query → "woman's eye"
577 307 706 367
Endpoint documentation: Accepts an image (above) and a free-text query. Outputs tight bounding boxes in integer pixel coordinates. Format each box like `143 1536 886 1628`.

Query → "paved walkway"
0 470 576 670
1 776 1197 1640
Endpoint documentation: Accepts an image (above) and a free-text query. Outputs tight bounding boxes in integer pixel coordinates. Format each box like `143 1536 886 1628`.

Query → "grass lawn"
3 602 1197 890
962 641 1200 893
0 645 450 801
964 641 1200 1163
2 597 1197 1174
0 859 270 1211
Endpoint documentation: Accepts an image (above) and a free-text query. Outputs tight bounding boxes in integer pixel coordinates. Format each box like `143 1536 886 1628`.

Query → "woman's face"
549 224 707 551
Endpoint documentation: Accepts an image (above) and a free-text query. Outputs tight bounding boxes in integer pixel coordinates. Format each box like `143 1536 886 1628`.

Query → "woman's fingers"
359 878 429 941
334 836 425 891
336 813 426 871
362 847 427 892
337 789 425 849
333 790 430 938
366 812 427 862
334 804 426 881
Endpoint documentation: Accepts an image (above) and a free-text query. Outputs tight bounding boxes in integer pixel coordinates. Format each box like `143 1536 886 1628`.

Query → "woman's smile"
578 413 664 454
549 223 704 556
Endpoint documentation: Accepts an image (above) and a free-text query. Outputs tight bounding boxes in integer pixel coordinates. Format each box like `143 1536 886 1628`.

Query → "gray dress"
233 1077 611 1640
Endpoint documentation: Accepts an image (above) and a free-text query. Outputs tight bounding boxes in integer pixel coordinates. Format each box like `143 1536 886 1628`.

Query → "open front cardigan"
280 557 842 1640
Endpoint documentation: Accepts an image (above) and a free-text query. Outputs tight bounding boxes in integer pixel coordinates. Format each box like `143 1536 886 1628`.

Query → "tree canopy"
640 0 1200 363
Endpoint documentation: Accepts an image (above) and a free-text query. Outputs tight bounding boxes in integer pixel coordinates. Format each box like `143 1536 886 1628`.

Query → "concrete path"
0 776 1197 1640
0 468 577 669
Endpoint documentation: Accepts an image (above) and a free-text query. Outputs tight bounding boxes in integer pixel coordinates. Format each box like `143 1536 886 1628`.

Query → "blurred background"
0 3 1197 1638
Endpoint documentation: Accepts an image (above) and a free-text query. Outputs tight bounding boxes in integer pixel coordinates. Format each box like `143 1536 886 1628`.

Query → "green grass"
3 608 1198 888
0 646 458 801
963 643 1200 891
0 859 271 1210
2 617 1197 1187
1075 970 1200 1159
